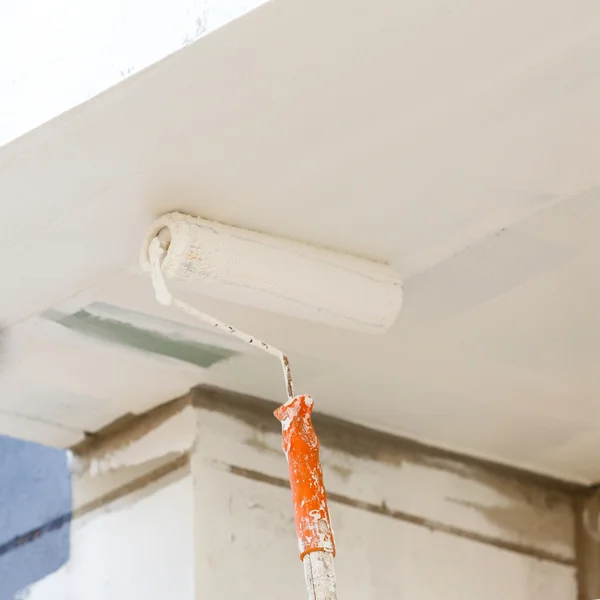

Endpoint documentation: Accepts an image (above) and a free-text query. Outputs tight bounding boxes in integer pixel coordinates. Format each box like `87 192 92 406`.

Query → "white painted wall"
26 401 578 599
28 473 194 599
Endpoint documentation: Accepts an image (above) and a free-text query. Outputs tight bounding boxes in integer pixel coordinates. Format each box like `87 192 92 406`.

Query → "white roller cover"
140 212 402 333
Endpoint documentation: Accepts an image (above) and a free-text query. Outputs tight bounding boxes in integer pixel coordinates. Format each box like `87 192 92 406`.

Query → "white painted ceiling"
2 0 600 483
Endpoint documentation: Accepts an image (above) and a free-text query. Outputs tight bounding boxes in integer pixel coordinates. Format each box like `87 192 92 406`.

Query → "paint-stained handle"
274 395 336 560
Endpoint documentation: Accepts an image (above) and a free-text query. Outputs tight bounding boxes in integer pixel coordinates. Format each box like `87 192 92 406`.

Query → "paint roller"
140 211 403 600
140 212 402 333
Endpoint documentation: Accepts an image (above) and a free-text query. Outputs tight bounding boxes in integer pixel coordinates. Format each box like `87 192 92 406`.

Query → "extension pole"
274 395 338 600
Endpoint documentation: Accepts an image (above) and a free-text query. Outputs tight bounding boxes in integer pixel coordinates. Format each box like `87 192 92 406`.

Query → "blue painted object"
0 436 71 599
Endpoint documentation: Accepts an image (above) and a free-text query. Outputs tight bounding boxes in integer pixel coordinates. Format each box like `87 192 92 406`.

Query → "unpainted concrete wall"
26 388 579 599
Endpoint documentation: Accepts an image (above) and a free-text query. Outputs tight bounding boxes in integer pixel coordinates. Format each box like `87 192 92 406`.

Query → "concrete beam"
22 385 580 598
575 489 600 600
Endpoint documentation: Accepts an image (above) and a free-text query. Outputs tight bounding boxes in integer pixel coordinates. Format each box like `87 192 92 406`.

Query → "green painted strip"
49 310 236 368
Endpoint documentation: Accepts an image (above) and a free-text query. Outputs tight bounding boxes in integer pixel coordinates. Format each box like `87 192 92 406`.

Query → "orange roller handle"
274 395 336 560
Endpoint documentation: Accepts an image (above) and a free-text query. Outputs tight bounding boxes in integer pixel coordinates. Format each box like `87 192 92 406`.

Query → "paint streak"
445 496 574 550
226 463 576 567
243 434 279 455
46 308 236 369
192 386 582 496
328 464 353 482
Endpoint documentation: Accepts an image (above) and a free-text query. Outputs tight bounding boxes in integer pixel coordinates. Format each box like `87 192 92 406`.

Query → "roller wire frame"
148 236 337 600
